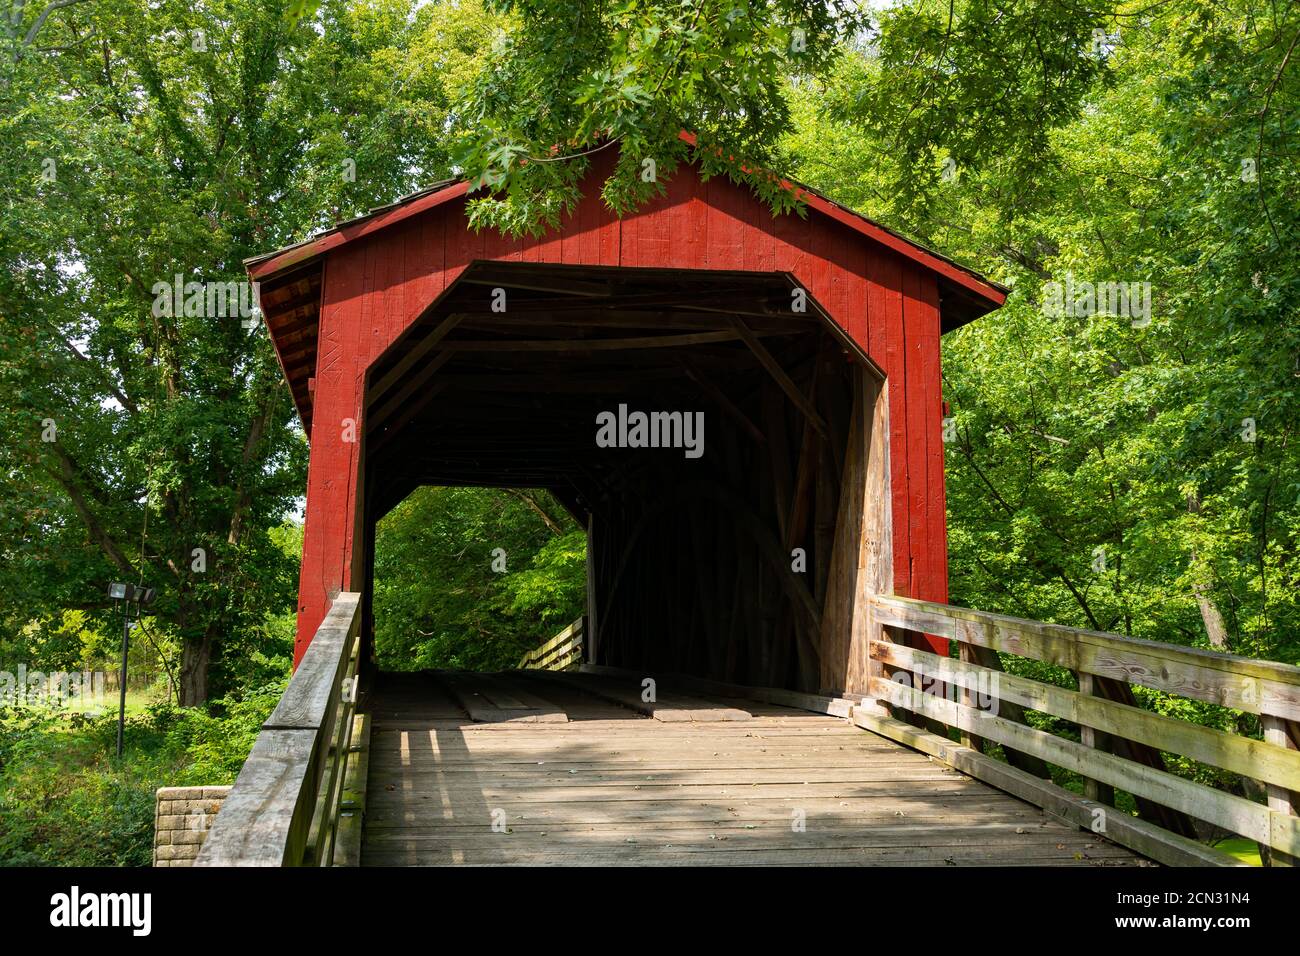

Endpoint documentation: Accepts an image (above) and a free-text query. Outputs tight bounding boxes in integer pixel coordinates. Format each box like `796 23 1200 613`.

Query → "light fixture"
107 581 158 757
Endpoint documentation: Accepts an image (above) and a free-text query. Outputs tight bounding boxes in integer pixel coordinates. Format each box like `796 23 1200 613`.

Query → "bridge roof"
246 152 1007 433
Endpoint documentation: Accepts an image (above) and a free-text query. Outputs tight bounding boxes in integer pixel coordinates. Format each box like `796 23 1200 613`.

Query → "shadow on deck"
360 671 1143 867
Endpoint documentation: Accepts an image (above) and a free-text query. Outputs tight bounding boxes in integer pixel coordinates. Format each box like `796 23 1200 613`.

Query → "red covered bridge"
190 150 1300 868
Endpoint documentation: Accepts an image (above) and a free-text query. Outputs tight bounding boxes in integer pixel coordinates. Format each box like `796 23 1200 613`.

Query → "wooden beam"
730 317 828 439
874 640 1300 794
870 593 1300 720
369 311 466 402
679 357 765 445
437 330 756 352
459 273 614 298
367 382 450 457
366 351 455 433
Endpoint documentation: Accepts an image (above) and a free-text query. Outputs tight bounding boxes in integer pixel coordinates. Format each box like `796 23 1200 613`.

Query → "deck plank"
360 671 1149 867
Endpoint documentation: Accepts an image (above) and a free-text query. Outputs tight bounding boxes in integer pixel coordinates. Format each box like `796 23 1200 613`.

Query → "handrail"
519 617 584 671
195 592 362 866
865 593 1300 866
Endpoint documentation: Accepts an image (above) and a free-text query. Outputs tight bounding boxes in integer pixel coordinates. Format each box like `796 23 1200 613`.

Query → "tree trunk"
1193 575 1230 649
1187 493 1230 650
179 634 212 706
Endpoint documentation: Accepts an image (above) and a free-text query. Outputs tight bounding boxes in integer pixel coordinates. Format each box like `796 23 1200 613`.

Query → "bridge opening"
370 484 587 673
356 261 890 699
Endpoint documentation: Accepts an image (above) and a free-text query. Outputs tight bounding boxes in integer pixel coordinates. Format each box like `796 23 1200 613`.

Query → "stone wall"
153 786 230 866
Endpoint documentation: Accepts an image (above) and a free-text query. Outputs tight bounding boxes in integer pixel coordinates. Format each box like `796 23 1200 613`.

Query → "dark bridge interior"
360 262 879 694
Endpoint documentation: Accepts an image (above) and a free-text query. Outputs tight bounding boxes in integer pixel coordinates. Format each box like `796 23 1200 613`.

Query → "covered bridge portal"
201 152 1300 869
251 154 1006 698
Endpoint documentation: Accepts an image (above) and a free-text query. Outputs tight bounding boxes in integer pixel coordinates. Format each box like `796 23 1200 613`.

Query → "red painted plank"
740 178 776 274
918 274 948 605
902 265 929 609
844 231 870 352
704 176 745 270
903 265 946 654
444 197 484 285
413 209 447 326
863 242 888 379
371 226 402 363
681 166 708 271
295 240 369 662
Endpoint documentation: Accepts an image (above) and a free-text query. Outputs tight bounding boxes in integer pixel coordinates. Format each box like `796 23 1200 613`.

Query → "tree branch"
503 488 565 536
45 441 137 577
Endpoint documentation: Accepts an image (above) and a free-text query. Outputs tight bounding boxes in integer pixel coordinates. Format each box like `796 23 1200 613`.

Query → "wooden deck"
360 671 1145 866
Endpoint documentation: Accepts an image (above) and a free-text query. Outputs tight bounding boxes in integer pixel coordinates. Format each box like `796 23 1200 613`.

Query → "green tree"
372 486 584 671
783 0 1300 667
454 0 869 234
0 0 496 702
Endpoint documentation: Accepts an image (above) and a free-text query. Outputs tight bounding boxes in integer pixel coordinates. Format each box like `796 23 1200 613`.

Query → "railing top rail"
871 593 1300 688
195 592 361 867
265 593 361 730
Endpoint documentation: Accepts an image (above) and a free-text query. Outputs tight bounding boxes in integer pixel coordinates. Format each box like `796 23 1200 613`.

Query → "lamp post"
107 583 156 758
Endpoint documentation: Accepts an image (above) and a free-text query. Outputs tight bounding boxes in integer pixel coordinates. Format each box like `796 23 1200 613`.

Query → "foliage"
454 0 869 234
372 487 585 672
0 0 497 702
784 0 1300 670
0 674 282 866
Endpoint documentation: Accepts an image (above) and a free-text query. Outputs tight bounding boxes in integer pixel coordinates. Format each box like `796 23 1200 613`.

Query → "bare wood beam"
729 317 828 439
459 274 614 298
368 383 450 456
679 357 765 445
437 330 756 352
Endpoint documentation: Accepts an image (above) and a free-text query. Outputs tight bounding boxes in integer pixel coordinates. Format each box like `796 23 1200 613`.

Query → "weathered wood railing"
860 594 1300 867
518 617 585 671
195 592 364 866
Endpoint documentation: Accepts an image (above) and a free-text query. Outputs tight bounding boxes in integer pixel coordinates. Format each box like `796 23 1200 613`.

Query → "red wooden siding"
293 160 952 662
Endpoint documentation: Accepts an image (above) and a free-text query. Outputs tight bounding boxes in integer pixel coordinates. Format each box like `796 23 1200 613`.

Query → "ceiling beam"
369 311 467 401
729 317 828 439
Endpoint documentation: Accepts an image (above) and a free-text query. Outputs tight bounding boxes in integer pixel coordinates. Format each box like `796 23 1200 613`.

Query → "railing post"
958 637 986 754
1076 672 1114 807
1262 715 1298 867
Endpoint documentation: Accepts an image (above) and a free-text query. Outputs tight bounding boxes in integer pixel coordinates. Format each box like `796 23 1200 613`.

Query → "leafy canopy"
455 0 869 234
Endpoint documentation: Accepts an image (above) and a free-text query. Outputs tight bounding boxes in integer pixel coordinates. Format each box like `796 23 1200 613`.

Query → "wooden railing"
861 594 1300 867
518 617 585 671
195 592 364 866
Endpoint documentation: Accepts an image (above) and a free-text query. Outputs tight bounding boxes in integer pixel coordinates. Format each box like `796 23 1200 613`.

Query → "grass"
1215 837 1263 866
0 678 284 866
